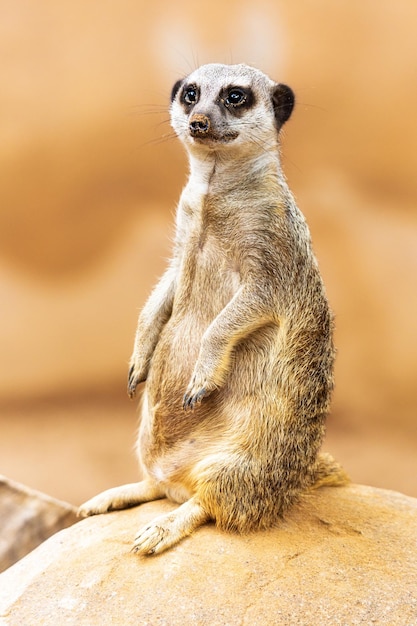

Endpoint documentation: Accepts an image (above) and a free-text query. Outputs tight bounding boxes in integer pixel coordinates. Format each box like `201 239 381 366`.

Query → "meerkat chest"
174 195 242 314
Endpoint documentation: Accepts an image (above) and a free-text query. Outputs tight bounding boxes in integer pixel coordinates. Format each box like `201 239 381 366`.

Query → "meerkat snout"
189 113 211 137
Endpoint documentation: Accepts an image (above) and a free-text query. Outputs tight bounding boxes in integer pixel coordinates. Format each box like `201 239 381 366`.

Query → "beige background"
1 0 416 504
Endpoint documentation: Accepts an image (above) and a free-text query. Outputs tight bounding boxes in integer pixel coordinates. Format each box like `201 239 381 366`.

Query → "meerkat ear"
171 79 184 102
271 84 295 128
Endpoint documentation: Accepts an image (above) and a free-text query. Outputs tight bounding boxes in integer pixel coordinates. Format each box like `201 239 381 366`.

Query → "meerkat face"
170 63 294 155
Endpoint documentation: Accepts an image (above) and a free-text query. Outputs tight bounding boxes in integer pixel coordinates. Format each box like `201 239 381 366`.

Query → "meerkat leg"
183 286 273 408
128 265 176 398
78 478 164 517
132 497 210 556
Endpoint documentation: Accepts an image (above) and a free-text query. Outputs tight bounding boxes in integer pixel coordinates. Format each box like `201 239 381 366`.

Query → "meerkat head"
170 63 294 156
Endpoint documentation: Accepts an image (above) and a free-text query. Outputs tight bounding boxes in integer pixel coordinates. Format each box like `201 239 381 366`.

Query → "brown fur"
79 63 348 554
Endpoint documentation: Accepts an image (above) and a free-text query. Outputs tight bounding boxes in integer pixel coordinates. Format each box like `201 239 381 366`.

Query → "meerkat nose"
189 113 211 136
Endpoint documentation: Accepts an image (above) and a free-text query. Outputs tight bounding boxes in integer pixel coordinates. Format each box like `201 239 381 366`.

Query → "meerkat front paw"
183 372 217 410
127 361 147 398
183 358 227 409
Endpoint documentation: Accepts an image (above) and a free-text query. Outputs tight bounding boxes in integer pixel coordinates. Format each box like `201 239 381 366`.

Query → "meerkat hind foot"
78 480 163 517
132 498 209 556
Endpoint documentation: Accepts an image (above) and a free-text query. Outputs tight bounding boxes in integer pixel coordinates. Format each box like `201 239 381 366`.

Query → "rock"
0 475 78 573
0 484 416 625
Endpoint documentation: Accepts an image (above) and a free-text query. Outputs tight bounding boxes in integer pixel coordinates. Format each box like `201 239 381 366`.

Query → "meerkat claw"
128 365 147 398
183 387 208 410
127 365 136 397
127 385 137 399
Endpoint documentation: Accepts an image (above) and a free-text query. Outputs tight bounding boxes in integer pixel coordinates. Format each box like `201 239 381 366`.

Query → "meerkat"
79 63 348 555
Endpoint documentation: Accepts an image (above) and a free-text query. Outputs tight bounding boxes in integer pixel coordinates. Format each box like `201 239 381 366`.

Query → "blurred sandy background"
1 0 416 505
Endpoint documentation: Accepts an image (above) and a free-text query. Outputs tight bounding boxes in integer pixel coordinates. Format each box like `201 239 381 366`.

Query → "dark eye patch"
181 84 200 106
225 88 246 106
218 86 255 116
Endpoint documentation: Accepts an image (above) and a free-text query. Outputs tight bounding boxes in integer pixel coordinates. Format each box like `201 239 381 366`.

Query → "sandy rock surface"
0 475 78 573
1 484 416 625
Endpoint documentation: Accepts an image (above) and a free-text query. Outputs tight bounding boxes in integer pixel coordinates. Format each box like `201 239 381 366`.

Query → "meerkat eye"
225 88 246 107
183 86 199 105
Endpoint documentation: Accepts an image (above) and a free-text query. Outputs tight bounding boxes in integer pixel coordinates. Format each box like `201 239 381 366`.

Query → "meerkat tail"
308 452 350 490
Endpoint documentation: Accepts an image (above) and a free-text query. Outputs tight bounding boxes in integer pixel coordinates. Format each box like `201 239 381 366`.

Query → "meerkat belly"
144 436 230 504
142 322 281 460
142 240 238 449
149 238 238 402
139 263 282 486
